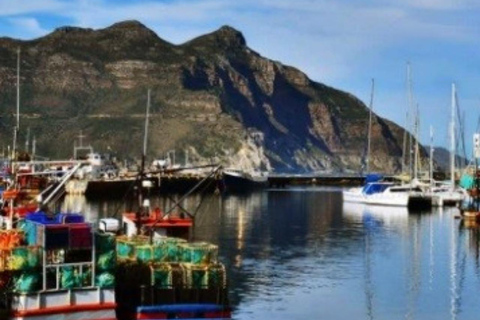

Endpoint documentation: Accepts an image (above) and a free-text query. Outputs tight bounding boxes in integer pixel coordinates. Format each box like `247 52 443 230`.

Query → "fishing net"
116 235 149 261
208 263 227 288
13 272 41 293
136 245 153 263
97 251 116 271
60 266 78 289
180 242 218 265
153 244 168 262
95 233 116 253
96 272 115 288
117 240 135 260
185 264 208 289
164 238 187 262
7 246 41 271
152 263 172 289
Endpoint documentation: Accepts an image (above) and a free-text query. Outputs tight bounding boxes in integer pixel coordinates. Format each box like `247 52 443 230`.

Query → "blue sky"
1 0 479 155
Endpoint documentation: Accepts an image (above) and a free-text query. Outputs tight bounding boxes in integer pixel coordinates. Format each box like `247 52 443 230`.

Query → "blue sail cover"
365 174 383 183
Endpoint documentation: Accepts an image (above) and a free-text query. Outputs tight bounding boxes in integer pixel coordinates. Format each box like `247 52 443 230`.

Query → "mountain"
433 146 469 173
0 20 417 172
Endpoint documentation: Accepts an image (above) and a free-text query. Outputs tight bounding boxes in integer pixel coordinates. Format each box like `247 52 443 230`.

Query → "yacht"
343 181 431 208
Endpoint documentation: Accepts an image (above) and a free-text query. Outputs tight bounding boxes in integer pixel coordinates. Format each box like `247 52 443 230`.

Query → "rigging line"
162 165 221 219
147 166 221 231
109 174 144 218
165 173 216 219
454 92 467 167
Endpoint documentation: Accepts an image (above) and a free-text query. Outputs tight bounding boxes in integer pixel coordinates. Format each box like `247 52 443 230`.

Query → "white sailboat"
428 83 466 206
343 76 430 208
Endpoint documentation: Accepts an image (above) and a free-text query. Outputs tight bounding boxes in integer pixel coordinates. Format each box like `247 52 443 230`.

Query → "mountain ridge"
0 20 418 172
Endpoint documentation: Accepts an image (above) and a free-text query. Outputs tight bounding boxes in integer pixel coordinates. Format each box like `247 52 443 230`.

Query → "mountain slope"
0 20 415 172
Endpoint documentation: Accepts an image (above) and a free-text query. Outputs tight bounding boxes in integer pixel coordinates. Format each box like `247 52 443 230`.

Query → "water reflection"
59 189 480 319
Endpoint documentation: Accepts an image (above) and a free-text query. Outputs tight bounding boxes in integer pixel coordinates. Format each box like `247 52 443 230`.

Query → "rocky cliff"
0 20 418 173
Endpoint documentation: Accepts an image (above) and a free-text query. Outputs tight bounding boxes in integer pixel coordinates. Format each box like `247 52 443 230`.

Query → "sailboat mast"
142 89 151 170
414 104 419 180
402 111 408 173
16 48 20 130
32 136 36 160
450 83 456 190
407 62 414 178
366 78 374 174
429 126 434 186
12 48 20 161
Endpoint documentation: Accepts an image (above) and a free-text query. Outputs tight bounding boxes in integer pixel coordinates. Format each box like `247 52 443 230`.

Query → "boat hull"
222 173 267 193
343 189 431 208
9 289 116 320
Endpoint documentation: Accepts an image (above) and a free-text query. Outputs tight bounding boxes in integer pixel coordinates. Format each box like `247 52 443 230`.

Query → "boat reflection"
342 202 409 230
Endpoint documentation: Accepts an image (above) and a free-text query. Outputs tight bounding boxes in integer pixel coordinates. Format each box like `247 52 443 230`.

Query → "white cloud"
7 17 48 38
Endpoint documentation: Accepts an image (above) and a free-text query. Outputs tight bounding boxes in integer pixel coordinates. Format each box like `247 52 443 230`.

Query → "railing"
44 261 95 291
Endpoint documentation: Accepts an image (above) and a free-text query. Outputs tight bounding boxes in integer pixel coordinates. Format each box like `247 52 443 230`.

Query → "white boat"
425 84 466 207
343 182 431 208
428 183 466 207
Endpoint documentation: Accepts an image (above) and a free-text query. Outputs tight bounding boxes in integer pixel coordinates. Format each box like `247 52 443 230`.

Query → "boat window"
390 187 422 192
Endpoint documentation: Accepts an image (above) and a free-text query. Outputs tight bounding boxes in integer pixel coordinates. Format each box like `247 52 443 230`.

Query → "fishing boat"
221 169 268 193
111 89 231 320
0 212 116 320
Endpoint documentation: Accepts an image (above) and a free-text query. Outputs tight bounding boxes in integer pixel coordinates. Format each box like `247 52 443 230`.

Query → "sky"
0 0 479 156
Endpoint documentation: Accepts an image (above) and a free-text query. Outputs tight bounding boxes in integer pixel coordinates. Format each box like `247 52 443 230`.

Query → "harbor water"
62 187 480 320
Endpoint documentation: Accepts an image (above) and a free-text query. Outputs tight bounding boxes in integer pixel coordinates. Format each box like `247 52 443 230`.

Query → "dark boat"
222 169 268 193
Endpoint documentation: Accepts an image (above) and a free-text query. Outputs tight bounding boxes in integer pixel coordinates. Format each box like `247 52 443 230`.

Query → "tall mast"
25 127 30 154
413 104 420 180
407 62 413 179
32 136 36 161
402 111 408 174
16 48 20 131
366 78 374 174
429 126 434 186
142 89 151 171
450 83 456 190
12 48 20 161
136 89 151 233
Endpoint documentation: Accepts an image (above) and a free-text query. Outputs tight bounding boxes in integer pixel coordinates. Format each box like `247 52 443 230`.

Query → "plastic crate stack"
116 235 226 290
22 212 94 291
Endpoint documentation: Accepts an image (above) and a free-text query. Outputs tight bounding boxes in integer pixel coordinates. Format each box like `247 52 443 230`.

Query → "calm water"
61 187 480 320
